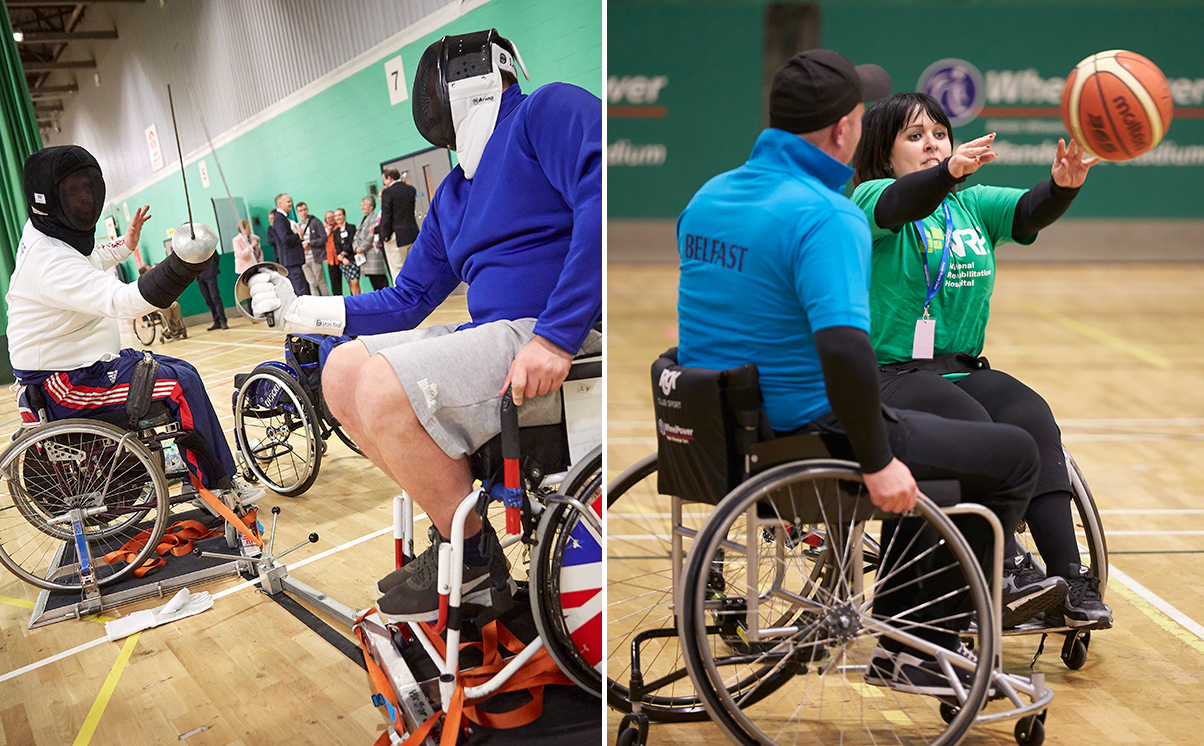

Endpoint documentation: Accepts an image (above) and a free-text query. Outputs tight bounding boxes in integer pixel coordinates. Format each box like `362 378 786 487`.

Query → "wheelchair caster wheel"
939 702 958 725
1015 712 1046 746
617 713 648 746
1061 633 1088 670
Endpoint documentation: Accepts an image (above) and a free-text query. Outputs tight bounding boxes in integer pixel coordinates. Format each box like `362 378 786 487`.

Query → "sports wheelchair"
132 306 187 346
0 356 257 600
356 349 603 743
607 350 1065 746
231 334 362 496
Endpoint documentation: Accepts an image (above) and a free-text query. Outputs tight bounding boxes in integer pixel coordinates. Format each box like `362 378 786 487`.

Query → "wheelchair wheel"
0 419 171 591
133 315 157 346
1014 448 1108 594
531 446 602 696
678 460 996 746
607 454 714 722
234 365 321 496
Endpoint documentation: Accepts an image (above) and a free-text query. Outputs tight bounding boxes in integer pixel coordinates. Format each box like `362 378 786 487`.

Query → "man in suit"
269 193 309 296
378 167 420 281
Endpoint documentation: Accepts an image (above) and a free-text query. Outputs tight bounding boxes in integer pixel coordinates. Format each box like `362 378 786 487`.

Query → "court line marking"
1099 509 1204 514
1028 305 1173 369
0 510 427 683
1109 565 1204 654
71 632 141 746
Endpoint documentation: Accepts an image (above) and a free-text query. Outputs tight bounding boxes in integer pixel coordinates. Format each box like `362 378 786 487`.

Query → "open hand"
1051 137 1100 188
948 133 999 179
124 205 151 248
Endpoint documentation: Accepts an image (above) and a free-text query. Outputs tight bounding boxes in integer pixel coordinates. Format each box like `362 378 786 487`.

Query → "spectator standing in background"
233 218 264 275
296 202 329 296
355 195 389 291
332 207 361 295
270 193 309 297
323 210 343 297
379 167 420 280
195 248 227 330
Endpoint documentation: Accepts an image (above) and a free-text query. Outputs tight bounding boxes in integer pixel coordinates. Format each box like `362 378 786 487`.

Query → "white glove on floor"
104 588 213 641
248 269 346 335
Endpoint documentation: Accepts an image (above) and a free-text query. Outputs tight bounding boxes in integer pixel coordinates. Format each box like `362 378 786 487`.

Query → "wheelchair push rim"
233 365 321 496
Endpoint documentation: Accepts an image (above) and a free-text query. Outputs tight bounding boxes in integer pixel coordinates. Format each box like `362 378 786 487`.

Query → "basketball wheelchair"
230 333 364 497
0 354 263 620
606 349 1106 746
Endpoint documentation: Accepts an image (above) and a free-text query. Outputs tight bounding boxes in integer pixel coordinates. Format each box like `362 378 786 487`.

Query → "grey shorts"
360 319 602 460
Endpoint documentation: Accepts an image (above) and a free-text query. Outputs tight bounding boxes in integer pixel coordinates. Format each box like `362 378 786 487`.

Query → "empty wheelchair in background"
133 307 187 346
607 349 1055 746
231 334 362 496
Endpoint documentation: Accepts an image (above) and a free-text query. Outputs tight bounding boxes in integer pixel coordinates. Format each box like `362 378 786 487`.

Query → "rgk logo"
659 369 682 396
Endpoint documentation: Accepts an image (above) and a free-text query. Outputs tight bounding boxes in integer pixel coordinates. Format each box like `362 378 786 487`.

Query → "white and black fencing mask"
24 145 106 255
412 29 529 179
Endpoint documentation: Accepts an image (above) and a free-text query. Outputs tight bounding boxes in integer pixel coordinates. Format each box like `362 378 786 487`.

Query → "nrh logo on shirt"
927 226 988 257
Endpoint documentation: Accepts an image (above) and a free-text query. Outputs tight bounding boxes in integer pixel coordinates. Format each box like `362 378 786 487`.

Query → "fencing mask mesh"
24 146 107 256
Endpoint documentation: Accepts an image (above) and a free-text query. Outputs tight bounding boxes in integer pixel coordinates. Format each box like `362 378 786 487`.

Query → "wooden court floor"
0 299 475 745
607 262 1204 746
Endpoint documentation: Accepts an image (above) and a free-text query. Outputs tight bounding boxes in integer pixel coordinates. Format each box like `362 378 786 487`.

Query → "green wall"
109 0 602 317
608 0 1204 221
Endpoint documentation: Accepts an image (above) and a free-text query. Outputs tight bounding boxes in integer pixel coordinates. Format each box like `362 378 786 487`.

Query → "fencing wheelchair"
607 349 1058 746
231 334 363 497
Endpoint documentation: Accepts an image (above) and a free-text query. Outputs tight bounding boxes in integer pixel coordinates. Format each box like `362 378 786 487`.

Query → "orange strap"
360 616 574 745
190 476 263 547
102 510 259 578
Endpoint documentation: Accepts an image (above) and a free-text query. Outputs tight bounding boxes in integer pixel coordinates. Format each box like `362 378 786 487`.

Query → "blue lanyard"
916 201 953 317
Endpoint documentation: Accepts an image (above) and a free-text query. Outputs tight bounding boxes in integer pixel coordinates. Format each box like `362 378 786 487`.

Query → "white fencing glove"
248 269 346 336
104 588 214 641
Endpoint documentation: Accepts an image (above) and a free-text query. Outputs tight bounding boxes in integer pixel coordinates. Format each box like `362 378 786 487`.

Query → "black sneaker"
1000 552 1068 628
864 644 994 697
1045 563 1112 629
376 521 515 624
376 525 444 596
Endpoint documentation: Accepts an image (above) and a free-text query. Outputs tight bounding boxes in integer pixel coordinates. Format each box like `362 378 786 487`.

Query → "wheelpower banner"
608 1 1204 220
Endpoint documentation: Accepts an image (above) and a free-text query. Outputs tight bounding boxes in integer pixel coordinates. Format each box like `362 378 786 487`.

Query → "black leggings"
880 368 1080 577
803 408 1038 652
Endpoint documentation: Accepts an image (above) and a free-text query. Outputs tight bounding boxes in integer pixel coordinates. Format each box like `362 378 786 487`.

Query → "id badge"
912 318 936 360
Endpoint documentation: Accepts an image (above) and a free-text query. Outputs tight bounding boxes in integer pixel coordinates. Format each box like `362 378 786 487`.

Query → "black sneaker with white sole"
1001 552 1068 628
864 644 995 698
1045 562 1112 629
376 521 515 624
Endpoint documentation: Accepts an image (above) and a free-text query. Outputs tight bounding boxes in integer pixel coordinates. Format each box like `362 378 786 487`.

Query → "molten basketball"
1061 50 1174 161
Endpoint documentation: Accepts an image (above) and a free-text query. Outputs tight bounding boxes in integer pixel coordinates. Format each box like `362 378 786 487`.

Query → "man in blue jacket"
248 29 601 623
268 193 308 297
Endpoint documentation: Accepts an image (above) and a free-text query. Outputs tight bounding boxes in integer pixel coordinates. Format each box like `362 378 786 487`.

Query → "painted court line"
1029 305 1173 369
71 632 141 746
1110 565 1204 654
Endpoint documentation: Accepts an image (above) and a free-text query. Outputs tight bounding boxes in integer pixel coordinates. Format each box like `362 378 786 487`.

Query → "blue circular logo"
918 59 985 127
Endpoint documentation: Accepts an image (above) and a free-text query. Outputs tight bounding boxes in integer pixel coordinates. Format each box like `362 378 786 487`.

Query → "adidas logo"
107 371 118 383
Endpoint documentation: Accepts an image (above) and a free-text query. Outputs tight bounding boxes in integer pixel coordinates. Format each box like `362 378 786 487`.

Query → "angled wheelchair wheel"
607 454 718 722
678 460 996 746
0 419 171 591
531 446 602 697
234 365 321 496
133 315 157 346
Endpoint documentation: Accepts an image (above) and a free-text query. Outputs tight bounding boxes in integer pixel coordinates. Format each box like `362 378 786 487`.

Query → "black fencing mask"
24 145 106 256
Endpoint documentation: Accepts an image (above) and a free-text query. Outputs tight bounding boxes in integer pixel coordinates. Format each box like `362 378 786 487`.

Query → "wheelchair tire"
531 446 602 697
678 460 996 746
0 419 171 591
234 365 321 496
607 454 722 722
133 316 157 346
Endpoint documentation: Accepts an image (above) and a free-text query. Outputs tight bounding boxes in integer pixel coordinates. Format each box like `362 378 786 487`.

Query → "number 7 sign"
384 55 408 106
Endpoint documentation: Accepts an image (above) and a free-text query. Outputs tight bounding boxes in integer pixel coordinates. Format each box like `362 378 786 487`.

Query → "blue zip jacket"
343 83 602 354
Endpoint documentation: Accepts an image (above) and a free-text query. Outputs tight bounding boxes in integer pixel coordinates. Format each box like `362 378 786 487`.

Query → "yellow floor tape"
72 632 141 746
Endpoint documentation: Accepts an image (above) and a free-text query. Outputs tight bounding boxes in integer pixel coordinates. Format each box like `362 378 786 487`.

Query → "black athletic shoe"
376 525 444 596
1000 552 1068 628
1045 563 1112 629
864 644 994 698
376 521 514 624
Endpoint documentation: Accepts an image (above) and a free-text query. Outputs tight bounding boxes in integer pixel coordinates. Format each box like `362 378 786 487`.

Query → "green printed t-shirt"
851 179 1036 366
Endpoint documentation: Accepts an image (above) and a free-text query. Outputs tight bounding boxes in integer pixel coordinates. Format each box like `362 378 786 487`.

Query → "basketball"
1061 50 1174 161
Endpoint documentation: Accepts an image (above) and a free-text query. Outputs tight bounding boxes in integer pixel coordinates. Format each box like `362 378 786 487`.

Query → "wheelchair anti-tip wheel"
234 364 321 496
0 419 171 591
678 460 997 746
531 446 603 696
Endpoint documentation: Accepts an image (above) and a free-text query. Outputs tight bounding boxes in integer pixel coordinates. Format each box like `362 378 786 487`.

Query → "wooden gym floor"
0 299 477 745
607 262 1204 746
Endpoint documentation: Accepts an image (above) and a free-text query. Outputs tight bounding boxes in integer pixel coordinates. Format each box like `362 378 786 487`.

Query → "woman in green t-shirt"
850 92 1111 630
